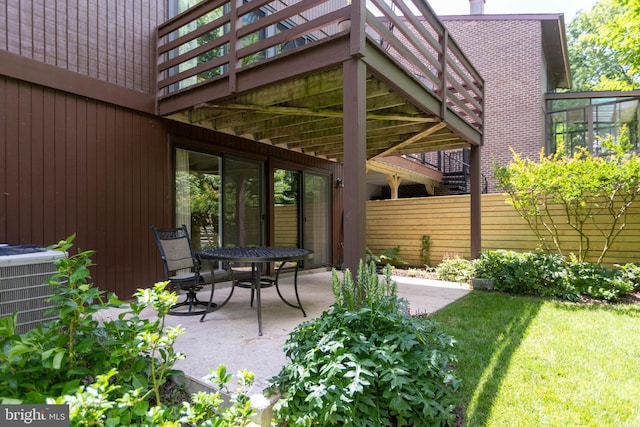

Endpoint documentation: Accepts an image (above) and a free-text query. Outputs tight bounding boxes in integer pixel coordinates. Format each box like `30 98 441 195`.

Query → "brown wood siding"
1 74 343 297
366 194 640 267
0 0 164 94
0 75 172 298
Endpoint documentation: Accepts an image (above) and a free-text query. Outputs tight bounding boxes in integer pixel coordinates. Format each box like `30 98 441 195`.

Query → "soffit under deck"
166 66 471 163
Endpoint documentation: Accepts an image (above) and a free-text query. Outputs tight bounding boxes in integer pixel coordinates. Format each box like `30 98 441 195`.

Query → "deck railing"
157 0 483 131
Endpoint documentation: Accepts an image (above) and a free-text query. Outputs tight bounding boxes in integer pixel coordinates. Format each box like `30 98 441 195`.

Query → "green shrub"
0 235 258 426
366 246 407 267
435 257 475 282
568 262 635 301
474 250 523 282
270 261 460 427
0 235 151 403
615 263 640 291
473 250 635 302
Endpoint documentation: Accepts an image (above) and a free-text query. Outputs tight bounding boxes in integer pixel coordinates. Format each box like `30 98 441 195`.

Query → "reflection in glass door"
174 149 221 251
274 169 300 248
303 172 330 268
222 156 264 247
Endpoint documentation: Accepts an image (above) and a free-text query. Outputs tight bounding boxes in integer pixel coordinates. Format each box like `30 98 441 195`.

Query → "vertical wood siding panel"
64 96 77 239
130 112 140 287
19 1 33 58
53 91 66 238
4 80 20 243
117 108 127 296
86 1 99 80
30 86 44 243
42 87 56 244
0 78 6 241
75 97 87 245
32 1 46 62
120 0 128 88
55 0 67 69
43 1 56 66
113 109 124 297
85 100 97 259
63 0 80 73
142 120 157 287
6 2 20 53
3 0 164 93
74 0 83 73
106 2 116 86
122 111 134 295
104 105 116 289
94 102 108 291
0 2 7 50
136 2 144 92
18 83 31 242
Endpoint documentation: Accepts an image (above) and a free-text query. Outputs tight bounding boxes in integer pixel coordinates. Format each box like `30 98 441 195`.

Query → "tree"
494 137 640 264
568 0 640 91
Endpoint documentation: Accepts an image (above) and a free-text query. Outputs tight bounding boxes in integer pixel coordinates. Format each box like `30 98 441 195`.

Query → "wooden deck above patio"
156 0 484 162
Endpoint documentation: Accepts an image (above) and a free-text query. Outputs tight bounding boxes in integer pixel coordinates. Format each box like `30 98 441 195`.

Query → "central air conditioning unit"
0 245 65 334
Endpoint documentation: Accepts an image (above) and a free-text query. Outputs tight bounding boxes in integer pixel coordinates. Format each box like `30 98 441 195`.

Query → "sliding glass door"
303 172 331 268
222 156 264 247
176 149 328 268
274 169 301 248
175 149 222 251
273 169 331 268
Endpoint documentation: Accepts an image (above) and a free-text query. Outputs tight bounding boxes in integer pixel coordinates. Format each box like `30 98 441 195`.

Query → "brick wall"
442 17 547 192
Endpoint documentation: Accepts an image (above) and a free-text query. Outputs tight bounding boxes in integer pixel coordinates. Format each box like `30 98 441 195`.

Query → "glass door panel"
222 156 264 247
175 149 221 251
303 172 331 268
274 169 301 248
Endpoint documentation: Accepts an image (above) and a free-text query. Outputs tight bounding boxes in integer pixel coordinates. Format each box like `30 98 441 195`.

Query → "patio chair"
150 224 212 316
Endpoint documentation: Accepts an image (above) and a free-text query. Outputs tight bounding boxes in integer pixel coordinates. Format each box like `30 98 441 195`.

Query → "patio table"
196 246 312 335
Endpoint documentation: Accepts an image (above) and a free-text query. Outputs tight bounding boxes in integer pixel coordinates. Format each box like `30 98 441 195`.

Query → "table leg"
200 264 236 323
253 262 263 336
274 261 306 317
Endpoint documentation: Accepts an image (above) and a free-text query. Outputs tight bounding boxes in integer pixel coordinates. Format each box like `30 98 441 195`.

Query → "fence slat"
366 194 640 267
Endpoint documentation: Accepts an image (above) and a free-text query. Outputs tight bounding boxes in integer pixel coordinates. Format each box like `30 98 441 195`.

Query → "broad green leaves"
271 262 460 426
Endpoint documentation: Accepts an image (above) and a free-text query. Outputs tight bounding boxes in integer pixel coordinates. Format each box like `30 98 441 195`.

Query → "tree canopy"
568 0 640 91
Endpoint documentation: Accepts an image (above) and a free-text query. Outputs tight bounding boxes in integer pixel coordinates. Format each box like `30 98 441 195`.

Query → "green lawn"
430 292 640 427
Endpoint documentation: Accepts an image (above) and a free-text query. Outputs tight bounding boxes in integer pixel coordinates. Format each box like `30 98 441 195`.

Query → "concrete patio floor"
130 269 471 394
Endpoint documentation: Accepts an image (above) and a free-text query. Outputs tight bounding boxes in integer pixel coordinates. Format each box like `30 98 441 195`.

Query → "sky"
426 0 600 23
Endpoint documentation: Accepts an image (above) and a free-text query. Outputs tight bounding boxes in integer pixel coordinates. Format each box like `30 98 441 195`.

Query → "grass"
430 291 640 427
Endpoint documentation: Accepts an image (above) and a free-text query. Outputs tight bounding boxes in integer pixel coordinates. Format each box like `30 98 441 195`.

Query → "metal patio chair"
150 224 211 316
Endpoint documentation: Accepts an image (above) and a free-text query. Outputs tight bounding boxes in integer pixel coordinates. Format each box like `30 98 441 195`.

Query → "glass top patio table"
196 246 312 336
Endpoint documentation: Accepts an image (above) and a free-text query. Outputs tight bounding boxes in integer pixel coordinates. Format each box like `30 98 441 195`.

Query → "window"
547 96 639 156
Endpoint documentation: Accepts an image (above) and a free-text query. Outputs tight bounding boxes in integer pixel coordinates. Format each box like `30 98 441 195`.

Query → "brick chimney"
469 0 485 15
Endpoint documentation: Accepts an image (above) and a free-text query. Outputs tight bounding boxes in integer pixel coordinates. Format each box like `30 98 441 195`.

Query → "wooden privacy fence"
366 194 640 267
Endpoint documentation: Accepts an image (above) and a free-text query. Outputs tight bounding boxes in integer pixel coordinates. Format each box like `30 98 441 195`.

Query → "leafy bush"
436 257 475 283
473 250 522 282
0 235 155 403
473 250 635 302
568 262 635 301
366 246 407 267
474 250 571 298
615 263 640 291
0 235 258 426
269 261 460 427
